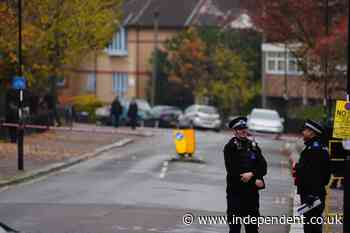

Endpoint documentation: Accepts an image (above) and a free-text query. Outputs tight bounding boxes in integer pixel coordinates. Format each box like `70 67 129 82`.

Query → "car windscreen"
136 100 151 111
251 110 279 120
198 106 217 114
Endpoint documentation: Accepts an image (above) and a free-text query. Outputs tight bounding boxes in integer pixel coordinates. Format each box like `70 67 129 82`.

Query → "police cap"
229 116 248 130
302 119 324 135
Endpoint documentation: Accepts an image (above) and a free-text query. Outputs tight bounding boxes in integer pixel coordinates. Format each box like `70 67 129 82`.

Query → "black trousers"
130 117 137 130
227 192 260 233
300 194 326 233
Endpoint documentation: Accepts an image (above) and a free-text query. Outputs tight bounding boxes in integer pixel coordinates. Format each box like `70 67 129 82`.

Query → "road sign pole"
345 152 350 233
18 89 24 170
17 0 24 171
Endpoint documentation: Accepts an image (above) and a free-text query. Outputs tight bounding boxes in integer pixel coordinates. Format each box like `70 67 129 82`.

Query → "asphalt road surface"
0 129 294 233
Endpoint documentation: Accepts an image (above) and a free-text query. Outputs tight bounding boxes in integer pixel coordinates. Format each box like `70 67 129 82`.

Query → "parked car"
95 105 112 125
247 108 284 133
95 99 154 126
119 99 154 126
178 105 222 131
152 105 182 128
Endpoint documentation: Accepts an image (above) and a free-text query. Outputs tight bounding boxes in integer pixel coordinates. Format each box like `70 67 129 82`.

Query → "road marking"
159 161 169 179
274 197 281 204
133 226 143 231
274 196 287 205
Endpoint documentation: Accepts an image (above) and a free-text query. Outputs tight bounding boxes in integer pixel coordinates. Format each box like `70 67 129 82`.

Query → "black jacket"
111 99 122 116
295 137 331 196
128 102 138 119
224 137 267 194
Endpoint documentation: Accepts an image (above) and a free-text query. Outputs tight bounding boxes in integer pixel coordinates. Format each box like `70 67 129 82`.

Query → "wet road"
0 129 294 233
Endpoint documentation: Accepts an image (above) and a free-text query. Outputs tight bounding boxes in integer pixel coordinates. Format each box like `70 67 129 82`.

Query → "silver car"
178 105 222 131
247 108 284 133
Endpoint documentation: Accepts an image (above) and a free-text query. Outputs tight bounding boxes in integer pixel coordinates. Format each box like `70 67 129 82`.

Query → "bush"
73 95 103 122
288 105 325 121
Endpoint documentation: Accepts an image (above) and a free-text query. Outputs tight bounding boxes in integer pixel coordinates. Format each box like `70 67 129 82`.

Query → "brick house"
261 43 346 106
60 0 245 104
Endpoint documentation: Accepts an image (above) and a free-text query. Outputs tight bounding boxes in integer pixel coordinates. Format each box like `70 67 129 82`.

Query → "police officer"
293 119 331 233
224 116 267 233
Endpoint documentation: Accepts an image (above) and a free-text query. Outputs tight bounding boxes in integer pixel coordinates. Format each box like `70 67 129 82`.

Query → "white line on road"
159 161 169 179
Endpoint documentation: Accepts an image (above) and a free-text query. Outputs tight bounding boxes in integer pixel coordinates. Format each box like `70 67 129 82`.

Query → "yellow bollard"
184 129 196 156
173 129 187 155
173 128 196 157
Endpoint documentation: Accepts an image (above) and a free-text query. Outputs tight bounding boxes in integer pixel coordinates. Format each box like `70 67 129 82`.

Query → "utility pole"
344 2 350 232
151 11 159 107
17 0 24 170
261 38 267 108
323 0 330 124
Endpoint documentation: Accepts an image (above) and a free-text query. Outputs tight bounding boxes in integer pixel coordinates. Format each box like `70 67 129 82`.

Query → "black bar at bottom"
344 155 350 233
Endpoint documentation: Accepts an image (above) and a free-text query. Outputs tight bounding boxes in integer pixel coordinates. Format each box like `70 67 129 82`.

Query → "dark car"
152 105 182 128
95 98 154 126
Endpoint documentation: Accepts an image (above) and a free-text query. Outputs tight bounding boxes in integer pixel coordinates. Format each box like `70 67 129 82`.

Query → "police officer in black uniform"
224 116 267 233
293 119 331 233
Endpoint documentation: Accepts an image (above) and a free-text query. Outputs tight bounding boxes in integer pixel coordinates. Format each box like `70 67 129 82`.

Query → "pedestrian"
128 99 138 130
44 93 61 127
111 97 123 128
224 116 267 233
292 119 331 233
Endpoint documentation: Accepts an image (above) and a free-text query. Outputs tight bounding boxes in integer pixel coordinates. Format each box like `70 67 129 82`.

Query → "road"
0 129 294 233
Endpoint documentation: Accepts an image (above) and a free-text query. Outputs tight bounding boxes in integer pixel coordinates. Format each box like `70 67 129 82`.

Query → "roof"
122 0 245 29
123 0 201 28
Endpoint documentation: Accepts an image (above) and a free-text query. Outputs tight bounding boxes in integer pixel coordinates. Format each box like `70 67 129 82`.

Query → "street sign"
176 132 184 141
333 100 350 139
12 76 26 90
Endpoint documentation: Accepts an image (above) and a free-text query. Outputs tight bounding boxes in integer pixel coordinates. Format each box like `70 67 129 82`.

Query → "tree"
165 28 211 93
0 1 20 82
159 27 258 116
244 0 347 93
0 0 123 90
210 47 258 116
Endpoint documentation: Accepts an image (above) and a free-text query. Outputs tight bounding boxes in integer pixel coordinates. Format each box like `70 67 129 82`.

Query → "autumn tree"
0 1 19 83
0 0 122 90
160 28 258 116
244 0 347 97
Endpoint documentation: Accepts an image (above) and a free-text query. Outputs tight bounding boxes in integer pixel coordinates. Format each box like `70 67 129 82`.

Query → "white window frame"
263 43 303 76
112 72 128 97
86 73 96 92
106 27 128 56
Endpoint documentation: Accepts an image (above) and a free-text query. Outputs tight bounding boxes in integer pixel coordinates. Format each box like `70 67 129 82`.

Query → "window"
106 27 128 56
86 73 96 92
266 51 302 75
112 72 128 97
287 53 302 74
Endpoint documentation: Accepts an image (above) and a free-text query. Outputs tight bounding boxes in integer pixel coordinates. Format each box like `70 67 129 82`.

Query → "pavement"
0 123 154 189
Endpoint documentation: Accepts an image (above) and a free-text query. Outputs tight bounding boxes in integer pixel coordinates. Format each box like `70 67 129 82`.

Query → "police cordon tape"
0 122 153 136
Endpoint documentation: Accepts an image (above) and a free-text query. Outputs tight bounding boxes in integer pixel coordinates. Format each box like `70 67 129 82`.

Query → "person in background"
128 99 138 130
111 97 122 128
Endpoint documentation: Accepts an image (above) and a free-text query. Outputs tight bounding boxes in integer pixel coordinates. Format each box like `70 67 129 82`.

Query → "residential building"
59 0 247 104
262 43 346 105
